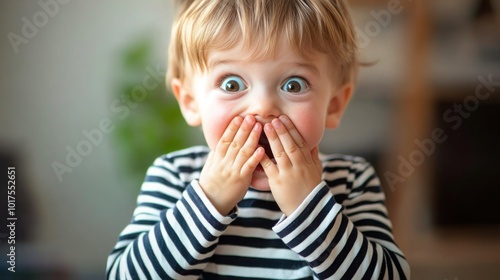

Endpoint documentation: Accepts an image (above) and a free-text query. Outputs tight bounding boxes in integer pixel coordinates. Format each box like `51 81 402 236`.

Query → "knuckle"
286 144 298 154
220 137 232 146
239 146 253 157
262 159 273 168
220 170 231 180
275 150 286 158
230 140 242 149
297 140 307 149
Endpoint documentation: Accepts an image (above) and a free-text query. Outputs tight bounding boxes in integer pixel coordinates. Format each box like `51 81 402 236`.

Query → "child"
107 0 410 279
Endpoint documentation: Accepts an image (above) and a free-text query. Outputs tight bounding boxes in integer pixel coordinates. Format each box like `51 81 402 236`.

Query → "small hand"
260 115 323 216
199 115 264 215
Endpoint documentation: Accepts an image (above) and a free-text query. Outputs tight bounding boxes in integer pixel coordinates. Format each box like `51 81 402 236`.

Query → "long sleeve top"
106 146 410 279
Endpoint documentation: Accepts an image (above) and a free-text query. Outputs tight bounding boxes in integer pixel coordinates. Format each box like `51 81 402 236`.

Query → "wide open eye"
219 75 247 93
281 77 309 93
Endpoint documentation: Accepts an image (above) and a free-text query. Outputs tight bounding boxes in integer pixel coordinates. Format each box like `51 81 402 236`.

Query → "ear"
171 78 201 126
325 82 353 129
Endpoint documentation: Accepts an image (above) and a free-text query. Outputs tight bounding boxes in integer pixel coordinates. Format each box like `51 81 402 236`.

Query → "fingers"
240 146 265 176
216 115 257 158
278 115 312 163
264 122 290 167
216 116 244 156
234 120 264 172
263 115 311 167
215 115 264 174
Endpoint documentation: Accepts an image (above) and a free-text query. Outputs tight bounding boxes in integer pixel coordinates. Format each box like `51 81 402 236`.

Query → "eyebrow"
208 59 320 77
208 59 238 69
294 62 320 77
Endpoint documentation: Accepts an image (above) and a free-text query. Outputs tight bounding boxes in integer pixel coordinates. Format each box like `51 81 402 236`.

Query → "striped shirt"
106 146 410 279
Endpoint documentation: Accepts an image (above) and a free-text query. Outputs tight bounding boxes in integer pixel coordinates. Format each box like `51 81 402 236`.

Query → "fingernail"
245 115 254 124
279 115 289 123
272 118 282 128
234 116 242 125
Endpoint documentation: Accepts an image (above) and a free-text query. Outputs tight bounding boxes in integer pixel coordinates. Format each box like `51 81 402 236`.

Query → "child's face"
174 40 351 191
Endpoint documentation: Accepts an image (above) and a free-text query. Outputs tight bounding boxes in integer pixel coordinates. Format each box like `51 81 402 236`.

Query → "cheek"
289 111 325 149
200 105 234 150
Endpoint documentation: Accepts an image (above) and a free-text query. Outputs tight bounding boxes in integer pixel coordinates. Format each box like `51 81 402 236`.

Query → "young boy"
107 0 410 279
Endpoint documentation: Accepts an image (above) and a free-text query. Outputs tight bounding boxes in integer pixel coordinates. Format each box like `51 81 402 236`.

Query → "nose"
248 89 281 123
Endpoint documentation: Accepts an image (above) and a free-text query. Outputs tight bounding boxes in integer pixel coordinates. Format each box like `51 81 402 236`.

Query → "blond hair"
167 0 359 86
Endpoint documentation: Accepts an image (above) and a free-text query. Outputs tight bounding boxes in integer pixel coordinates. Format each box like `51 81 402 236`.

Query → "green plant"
113 36 196 183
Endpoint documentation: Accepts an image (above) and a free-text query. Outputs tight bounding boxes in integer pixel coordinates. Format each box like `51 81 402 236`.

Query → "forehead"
207 36 321 65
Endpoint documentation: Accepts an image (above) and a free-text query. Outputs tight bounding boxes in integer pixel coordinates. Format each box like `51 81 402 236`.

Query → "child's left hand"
260 115 323 216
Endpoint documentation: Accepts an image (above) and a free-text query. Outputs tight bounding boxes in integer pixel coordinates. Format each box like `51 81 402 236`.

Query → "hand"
260 115 323 216
199 115 265 215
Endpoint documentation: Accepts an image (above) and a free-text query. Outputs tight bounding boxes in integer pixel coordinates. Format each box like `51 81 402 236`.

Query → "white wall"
0 0 173 276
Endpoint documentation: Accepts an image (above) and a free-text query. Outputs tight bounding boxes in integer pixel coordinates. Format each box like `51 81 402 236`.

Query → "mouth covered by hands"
259 115 323 216
198 115 323 216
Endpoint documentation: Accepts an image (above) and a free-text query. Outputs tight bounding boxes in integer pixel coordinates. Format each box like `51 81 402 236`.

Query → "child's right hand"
199 115 264 215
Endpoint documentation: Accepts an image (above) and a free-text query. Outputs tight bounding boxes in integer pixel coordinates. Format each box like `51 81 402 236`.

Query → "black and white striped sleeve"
273 157 410 279
106 148 235 279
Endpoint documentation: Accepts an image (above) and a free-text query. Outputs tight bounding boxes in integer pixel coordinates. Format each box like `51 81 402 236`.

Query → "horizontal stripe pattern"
107 146 409 279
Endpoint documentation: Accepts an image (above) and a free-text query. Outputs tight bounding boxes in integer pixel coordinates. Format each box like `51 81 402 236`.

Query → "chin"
250 169 271 191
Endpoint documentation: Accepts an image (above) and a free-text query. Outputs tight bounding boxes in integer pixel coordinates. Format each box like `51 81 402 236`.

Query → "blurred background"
0 0 499 279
